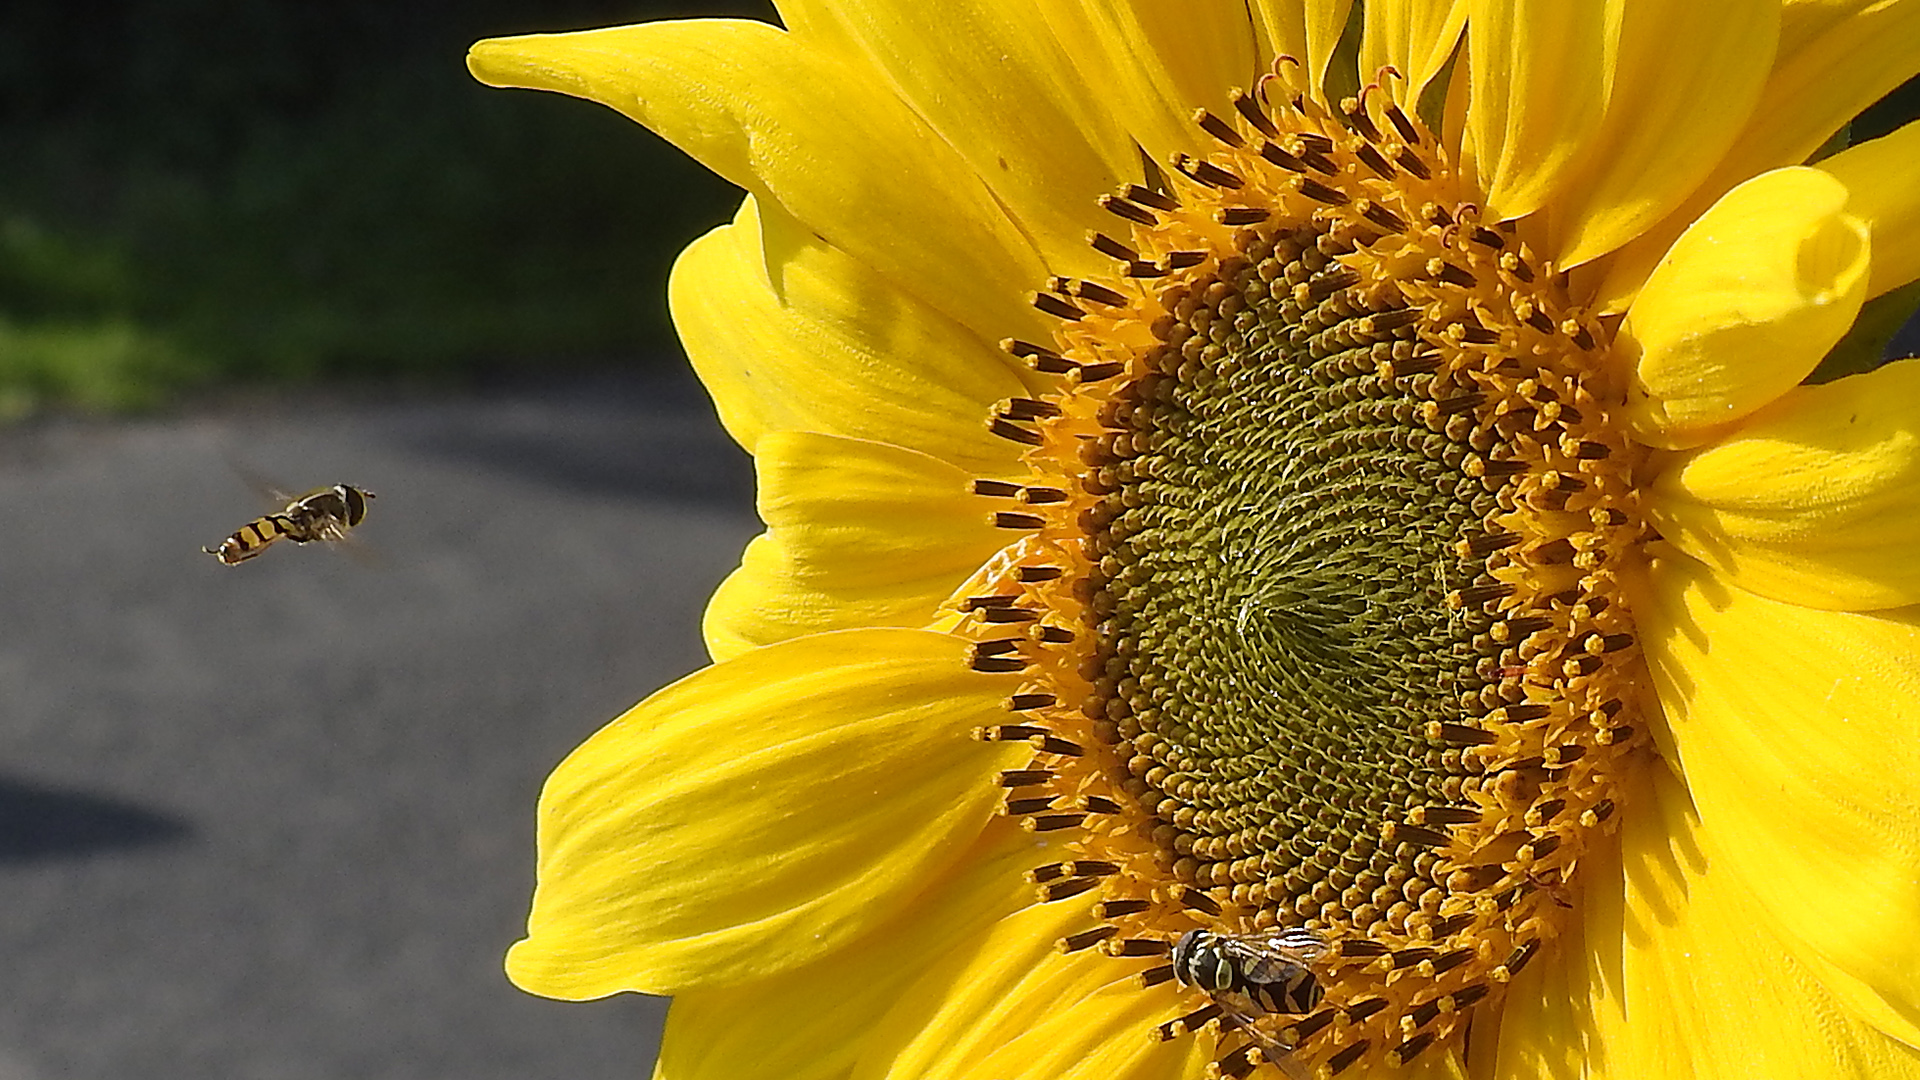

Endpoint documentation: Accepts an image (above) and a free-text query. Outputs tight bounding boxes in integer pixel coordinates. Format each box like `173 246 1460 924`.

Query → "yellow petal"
1651 358 1920 610
1034 1 1261 169
1464 0 1610 222
1249 0 1359 101
670 196 1030 468
1358 0 1468 106
1591 0 1920 312
853 900 1207 1080
1641 553 1920 1048
504 628 1027 999
1550 0 1779 268
468 20 1052 347
1608 766 1920 1076
654 821 1042 1080
777 0 1137 280
1716 0 1920 195
1488 797 1617 1080
1499 761 1920 1079
1822 119 1920 298
1621 167 1871 449
703 432 1015 661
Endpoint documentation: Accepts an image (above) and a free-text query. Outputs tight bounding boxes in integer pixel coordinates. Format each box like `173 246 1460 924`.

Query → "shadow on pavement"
0 777 190 861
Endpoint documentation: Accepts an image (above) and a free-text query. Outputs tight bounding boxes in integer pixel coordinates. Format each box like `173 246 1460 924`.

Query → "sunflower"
468 3 1920 1078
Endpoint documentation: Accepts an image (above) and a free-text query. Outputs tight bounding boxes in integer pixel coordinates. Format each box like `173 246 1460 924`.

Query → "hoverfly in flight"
203 483 375 566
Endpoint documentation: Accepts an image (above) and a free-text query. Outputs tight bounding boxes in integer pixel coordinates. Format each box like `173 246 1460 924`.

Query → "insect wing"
1224 929 1325 983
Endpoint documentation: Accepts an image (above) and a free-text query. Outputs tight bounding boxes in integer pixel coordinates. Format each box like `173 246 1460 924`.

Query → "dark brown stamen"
1354 142 1395 179
1232 88 1279 137
1259 141 1308 172
1060 925 1119 952
1071 280 1130 307
1091 232 1139 261
999 398 1063 420
1031 291 1086 320
1344 999 1389 1021
1041 877 1103 901
1328 1040 1372 1075
1006 692 1057 710
1099 195 1157 226
1138 964 1177 987
1172 884 1222 914
1339 96 1381 142
1195 110 1246 148
1124 184 1181 211
1387 824 1450 848
1385 102 1420 143
1357 199 1407 231
1172 154 1245 190
1390 1032 1436 1065
991 508 1045 527
1298 177 1349 205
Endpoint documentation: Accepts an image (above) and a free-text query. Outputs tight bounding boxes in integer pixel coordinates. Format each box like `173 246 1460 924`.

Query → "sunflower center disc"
1104 235 1485 924
959 71 1648 1076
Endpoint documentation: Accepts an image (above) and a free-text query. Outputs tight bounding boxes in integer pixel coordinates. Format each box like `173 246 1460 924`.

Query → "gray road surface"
0 370 758 1079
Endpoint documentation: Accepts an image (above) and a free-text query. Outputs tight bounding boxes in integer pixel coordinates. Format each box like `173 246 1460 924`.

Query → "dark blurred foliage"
0 1 767 409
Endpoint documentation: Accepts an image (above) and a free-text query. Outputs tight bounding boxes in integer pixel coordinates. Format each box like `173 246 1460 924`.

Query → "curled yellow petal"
1642 554 1920 1050
1822 119 1920 299
703 432 1014 661
1651 358 1920 610
505 629 1026 1000
1622 166 1871 449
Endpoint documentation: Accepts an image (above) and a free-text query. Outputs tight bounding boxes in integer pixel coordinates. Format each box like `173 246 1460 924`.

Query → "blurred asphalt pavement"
0 369 758 1079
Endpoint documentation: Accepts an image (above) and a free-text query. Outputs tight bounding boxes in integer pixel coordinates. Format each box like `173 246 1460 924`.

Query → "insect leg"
1213 1000 1311 1080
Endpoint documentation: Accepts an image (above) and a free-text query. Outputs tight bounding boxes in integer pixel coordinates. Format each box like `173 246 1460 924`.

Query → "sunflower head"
467 4 1920 1079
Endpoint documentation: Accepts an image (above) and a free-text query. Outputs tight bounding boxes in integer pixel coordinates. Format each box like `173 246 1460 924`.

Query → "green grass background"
0 1 756 411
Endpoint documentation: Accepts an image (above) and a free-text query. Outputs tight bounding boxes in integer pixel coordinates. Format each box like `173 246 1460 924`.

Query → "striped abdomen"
205 514 295 565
